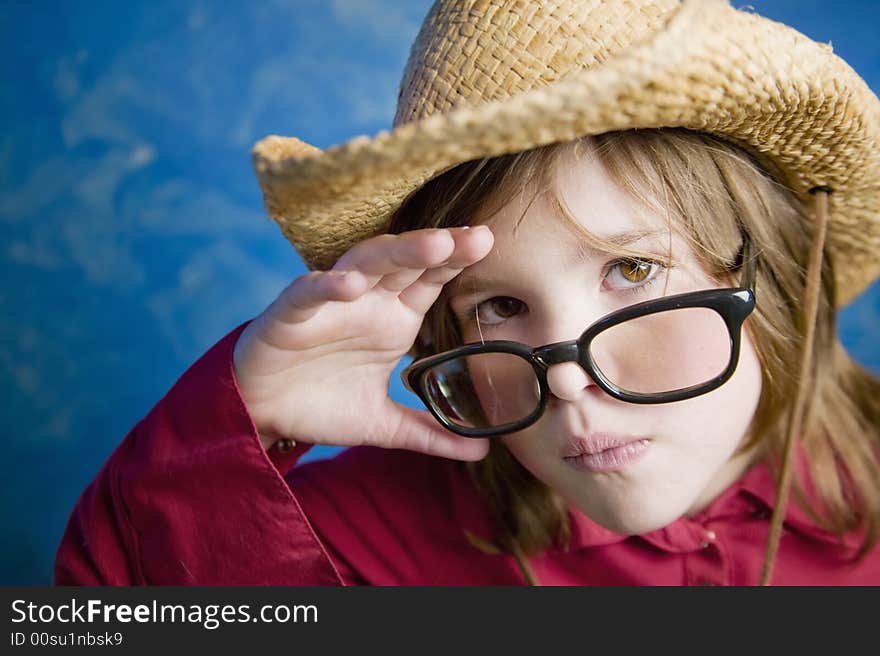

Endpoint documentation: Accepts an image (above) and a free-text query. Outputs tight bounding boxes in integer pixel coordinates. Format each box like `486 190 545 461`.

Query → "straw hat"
251 0 880 306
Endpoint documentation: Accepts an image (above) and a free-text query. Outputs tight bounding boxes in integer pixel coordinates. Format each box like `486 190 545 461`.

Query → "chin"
571 494 689 536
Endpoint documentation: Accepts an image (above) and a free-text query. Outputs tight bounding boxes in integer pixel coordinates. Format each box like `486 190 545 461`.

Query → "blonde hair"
388 128 880 569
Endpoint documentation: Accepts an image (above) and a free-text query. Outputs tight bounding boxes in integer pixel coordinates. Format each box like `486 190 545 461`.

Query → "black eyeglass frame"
401 239 757 437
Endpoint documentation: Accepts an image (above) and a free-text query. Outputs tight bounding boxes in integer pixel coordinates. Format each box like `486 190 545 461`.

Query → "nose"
545 362 594 402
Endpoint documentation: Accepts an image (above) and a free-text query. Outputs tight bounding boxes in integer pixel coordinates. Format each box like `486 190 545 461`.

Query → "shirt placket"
684 526 731 586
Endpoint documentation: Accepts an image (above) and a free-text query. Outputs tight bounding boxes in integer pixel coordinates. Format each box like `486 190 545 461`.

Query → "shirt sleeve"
54 320 344 586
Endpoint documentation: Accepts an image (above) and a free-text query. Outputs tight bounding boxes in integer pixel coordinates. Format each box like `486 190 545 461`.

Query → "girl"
56 0 880 585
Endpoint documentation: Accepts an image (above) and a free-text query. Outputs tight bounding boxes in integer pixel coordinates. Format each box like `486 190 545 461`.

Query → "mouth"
562 432 651 473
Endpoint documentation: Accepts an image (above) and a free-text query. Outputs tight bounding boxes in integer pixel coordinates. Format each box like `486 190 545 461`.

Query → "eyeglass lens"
423 352 539 429
589 306 731 394
420 306 733 430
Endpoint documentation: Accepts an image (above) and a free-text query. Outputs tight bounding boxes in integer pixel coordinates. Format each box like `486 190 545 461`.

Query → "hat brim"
252 0 880 307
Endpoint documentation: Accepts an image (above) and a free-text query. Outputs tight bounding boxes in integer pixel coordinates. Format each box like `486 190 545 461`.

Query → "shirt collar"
451 449 861 556
567 451 862 555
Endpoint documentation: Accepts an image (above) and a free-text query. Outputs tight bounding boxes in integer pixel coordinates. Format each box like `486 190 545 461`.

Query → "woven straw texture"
252 0 880 306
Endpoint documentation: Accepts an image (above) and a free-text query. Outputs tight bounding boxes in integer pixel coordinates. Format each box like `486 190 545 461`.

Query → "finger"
397 226 494 313
387 403 490 461
272 269 370 324
377 227 487 293
377 264 431 294
334 229 456 284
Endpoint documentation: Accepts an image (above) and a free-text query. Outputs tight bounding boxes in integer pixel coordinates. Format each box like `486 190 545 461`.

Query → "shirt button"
700 530 716 549
277 438 297 453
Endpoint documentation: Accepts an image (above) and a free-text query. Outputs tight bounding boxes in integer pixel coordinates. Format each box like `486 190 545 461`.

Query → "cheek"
717 331 762 418
726 334 764 429
655 332 763 447
500 425 549 473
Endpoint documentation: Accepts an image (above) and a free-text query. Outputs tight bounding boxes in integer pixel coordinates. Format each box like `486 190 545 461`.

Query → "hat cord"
759 187 831 586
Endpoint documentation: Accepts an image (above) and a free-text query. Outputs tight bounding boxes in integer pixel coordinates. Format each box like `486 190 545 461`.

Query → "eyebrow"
570 228 672 266
447 272 515 303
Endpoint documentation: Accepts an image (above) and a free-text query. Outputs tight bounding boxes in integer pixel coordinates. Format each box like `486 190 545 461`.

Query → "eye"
473 296 525 326
603 258 665 291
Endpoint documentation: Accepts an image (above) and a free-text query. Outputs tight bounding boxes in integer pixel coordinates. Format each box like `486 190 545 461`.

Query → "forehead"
447 148 684 295
482 145 671 255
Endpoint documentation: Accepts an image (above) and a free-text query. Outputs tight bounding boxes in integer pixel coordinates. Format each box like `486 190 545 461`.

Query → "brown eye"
603 258 665 293
618 260 652 283
474 296 524 326
489 297 522 318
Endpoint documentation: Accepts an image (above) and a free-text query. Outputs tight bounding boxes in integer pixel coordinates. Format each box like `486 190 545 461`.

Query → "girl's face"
446 146 763 535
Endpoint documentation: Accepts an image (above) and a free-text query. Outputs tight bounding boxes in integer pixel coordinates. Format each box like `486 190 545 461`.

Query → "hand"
232 226 494 461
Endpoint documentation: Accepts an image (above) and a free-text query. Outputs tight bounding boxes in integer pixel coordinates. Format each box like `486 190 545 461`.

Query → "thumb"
387 403 490 462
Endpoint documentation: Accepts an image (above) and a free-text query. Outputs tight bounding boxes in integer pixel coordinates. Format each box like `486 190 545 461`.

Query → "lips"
562 432 649 458
562 433 652 473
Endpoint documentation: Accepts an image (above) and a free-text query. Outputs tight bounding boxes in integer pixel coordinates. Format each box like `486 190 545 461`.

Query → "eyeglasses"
401 239 757 437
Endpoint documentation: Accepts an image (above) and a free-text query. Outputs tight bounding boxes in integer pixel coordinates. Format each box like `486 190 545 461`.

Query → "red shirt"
55 321 880 585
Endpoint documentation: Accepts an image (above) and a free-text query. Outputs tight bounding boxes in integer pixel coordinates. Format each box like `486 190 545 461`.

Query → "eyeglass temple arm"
740 235 757 295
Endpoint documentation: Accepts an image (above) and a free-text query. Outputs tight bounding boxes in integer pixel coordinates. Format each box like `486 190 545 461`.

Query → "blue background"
1 1 878 585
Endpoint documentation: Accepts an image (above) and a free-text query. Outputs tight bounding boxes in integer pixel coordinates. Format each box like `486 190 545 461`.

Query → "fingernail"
461 226 470 230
